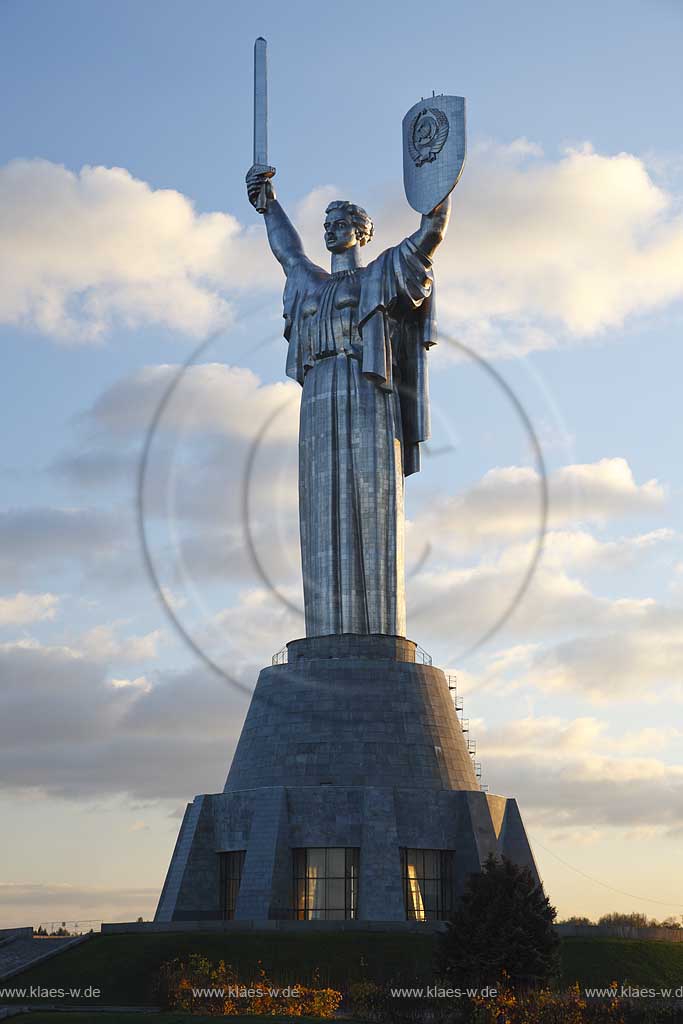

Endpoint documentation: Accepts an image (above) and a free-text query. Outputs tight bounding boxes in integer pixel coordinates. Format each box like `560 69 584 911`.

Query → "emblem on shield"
408 107 450 166
403 94 466 214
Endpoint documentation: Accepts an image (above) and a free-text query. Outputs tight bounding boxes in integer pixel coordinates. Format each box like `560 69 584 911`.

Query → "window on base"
401 848 455 921
293 847 359 920
219 850 246 920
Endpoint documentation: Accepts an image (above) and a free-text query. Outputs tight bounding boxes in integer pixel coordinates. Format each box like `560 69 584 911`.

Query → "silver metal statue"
246 39 465 638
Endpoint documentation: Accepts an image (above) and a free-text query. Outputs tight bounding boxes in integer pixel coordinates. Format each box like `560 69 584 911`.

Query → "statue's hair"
325 200 374 247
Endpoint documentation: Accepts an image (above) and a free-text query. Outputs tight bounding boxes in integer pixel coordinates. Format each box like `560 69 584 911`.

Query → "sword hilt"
248 163 276 214
256 182 268 215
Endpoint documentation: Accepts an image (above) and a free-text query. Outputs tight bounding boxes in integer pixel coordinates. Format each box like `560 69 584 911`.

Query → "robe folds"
282 237 435 637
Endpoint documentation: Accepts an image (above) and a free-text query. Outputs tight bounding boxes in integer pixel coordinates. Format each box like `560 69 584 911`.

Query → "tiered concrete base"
155 635 538 923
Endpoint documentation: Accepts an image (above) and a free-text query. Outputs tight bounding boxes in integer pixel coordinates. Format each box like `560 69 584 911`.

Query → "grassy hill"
5 931 683 1008
3 929 434 1007
560 936 683 989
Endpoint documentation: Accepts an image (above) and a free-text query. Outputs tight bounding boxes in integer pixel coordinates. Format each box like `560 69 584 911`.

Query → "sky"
1 0 682 929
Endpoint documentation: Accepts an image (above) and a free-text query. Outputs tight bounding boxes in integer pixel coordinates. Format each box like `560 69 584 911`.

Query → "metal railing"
446 672 487 793
415 644 432 665
272 645 288 665
35 919 103 936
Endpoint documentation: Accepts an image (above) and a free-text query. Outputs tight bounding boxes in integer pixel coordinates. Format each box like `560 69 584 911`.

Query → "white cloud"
0 160 274 342
374 140 683 353
405 503 683 702
0 592 59 626
409 458 666 554
478 713 683 833
0 506 126 585
524 612 683 699
533 528 676 572
110 676 151 692
0 638 247 801
3 145 683 347
79 624 162 661
482 715 681 759
87 362 299 439
442 576 683 703
0 881 159 928
201 585 305 667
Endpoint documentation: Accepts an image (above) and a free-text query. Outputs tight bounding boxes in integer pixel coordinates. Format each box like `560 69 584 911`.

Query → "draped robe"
282 237 436 637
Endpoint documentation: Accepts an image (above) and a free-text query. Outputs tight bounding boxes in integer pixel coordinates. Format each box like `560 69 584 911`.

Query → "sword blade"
253 37 268 166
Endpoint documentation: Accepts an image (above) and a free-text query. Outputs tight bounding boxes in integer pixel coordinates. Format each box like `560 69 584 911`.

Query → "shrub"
348 980 388 1021
156 953 341 1017
598 913 650 929
350 980 679 1023
436 854 560 990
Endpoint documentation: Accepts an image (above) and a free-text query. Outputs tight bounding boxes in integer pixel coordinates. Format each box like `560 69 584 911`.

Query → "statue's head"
324 201 374 254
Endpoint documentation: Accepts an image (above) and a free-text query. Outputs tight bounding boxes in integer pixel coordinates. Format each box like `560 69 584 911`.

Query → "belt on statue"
314 348 361 362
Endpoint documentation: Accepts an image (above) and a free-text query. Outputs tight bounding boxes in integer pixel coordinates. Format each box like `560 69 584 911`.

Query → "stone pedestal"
155 636 539 924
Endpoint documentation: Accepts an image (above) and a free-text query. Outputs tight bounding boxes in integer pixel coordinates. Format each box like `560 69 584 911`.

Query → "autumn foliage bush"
349 979 679 1023
156 953 342 1017
469 982 679 1023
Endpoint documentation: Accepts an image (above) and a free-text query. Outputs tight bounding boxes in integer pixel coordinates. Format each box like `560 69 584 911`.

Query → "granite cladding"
225 638 479 792
154 636 540 923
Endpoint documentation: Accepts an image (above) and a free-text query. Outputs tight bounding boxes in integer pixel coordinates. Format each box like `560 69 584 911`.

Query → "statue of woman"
246 164 450 638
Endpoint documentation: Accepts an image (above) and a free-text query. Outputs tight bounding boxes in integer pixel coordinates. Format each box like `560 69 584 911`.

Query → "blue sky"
1 0 682 928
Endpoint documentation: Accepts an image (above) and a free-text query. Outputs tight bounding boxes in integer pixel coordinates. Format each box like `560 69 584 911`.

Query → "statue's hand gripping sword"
252 37 275 213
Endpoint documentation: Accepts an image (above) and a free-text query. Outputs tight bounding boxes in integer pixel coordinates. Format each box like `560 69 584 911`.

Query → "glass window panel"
326 878 345 910
406 865 425 921
421 878 440 911
294 887 303 917
326 847 346 877
441 851 455 914
401 848 455 922
422 850 439 879
307 871 323 910
219 851 246 920
405 849 420 876
307 848 327 875
292 847 359 921
293 848 306 879
346 848 359 875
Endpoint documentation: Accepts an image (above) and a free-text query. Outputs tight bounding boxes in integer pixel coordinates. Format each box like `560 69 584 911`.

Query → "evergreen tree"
436 854 560 989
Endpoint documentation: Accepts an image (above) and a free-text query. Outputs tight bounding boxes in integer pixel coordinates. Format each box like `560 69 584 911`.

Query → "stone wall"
156 786 540 922
224 657 479 792
155 637 538 924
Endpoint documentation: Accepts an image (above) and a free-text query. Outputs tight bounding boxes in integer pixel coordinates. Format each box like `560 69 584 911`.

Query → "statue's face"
323 209 357 253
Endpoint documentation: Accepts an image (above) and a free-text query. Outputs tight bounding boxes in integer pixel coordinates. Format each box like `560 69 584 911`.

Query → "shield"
403 95 466 214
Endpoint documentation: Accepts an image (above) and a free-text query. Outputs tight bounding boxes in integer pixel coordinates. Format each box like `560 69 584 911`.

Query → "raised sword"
253 37 269 213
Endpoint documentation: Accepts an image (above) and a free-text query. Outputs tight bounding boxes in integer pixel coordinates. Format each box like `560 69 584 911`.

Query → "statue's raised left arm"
408 195 451 260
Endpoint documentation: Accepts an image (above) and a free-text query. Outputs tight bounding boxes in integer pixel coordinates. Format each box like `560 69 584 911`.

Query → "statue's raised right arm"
246 164 304 274
409 195 451 259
